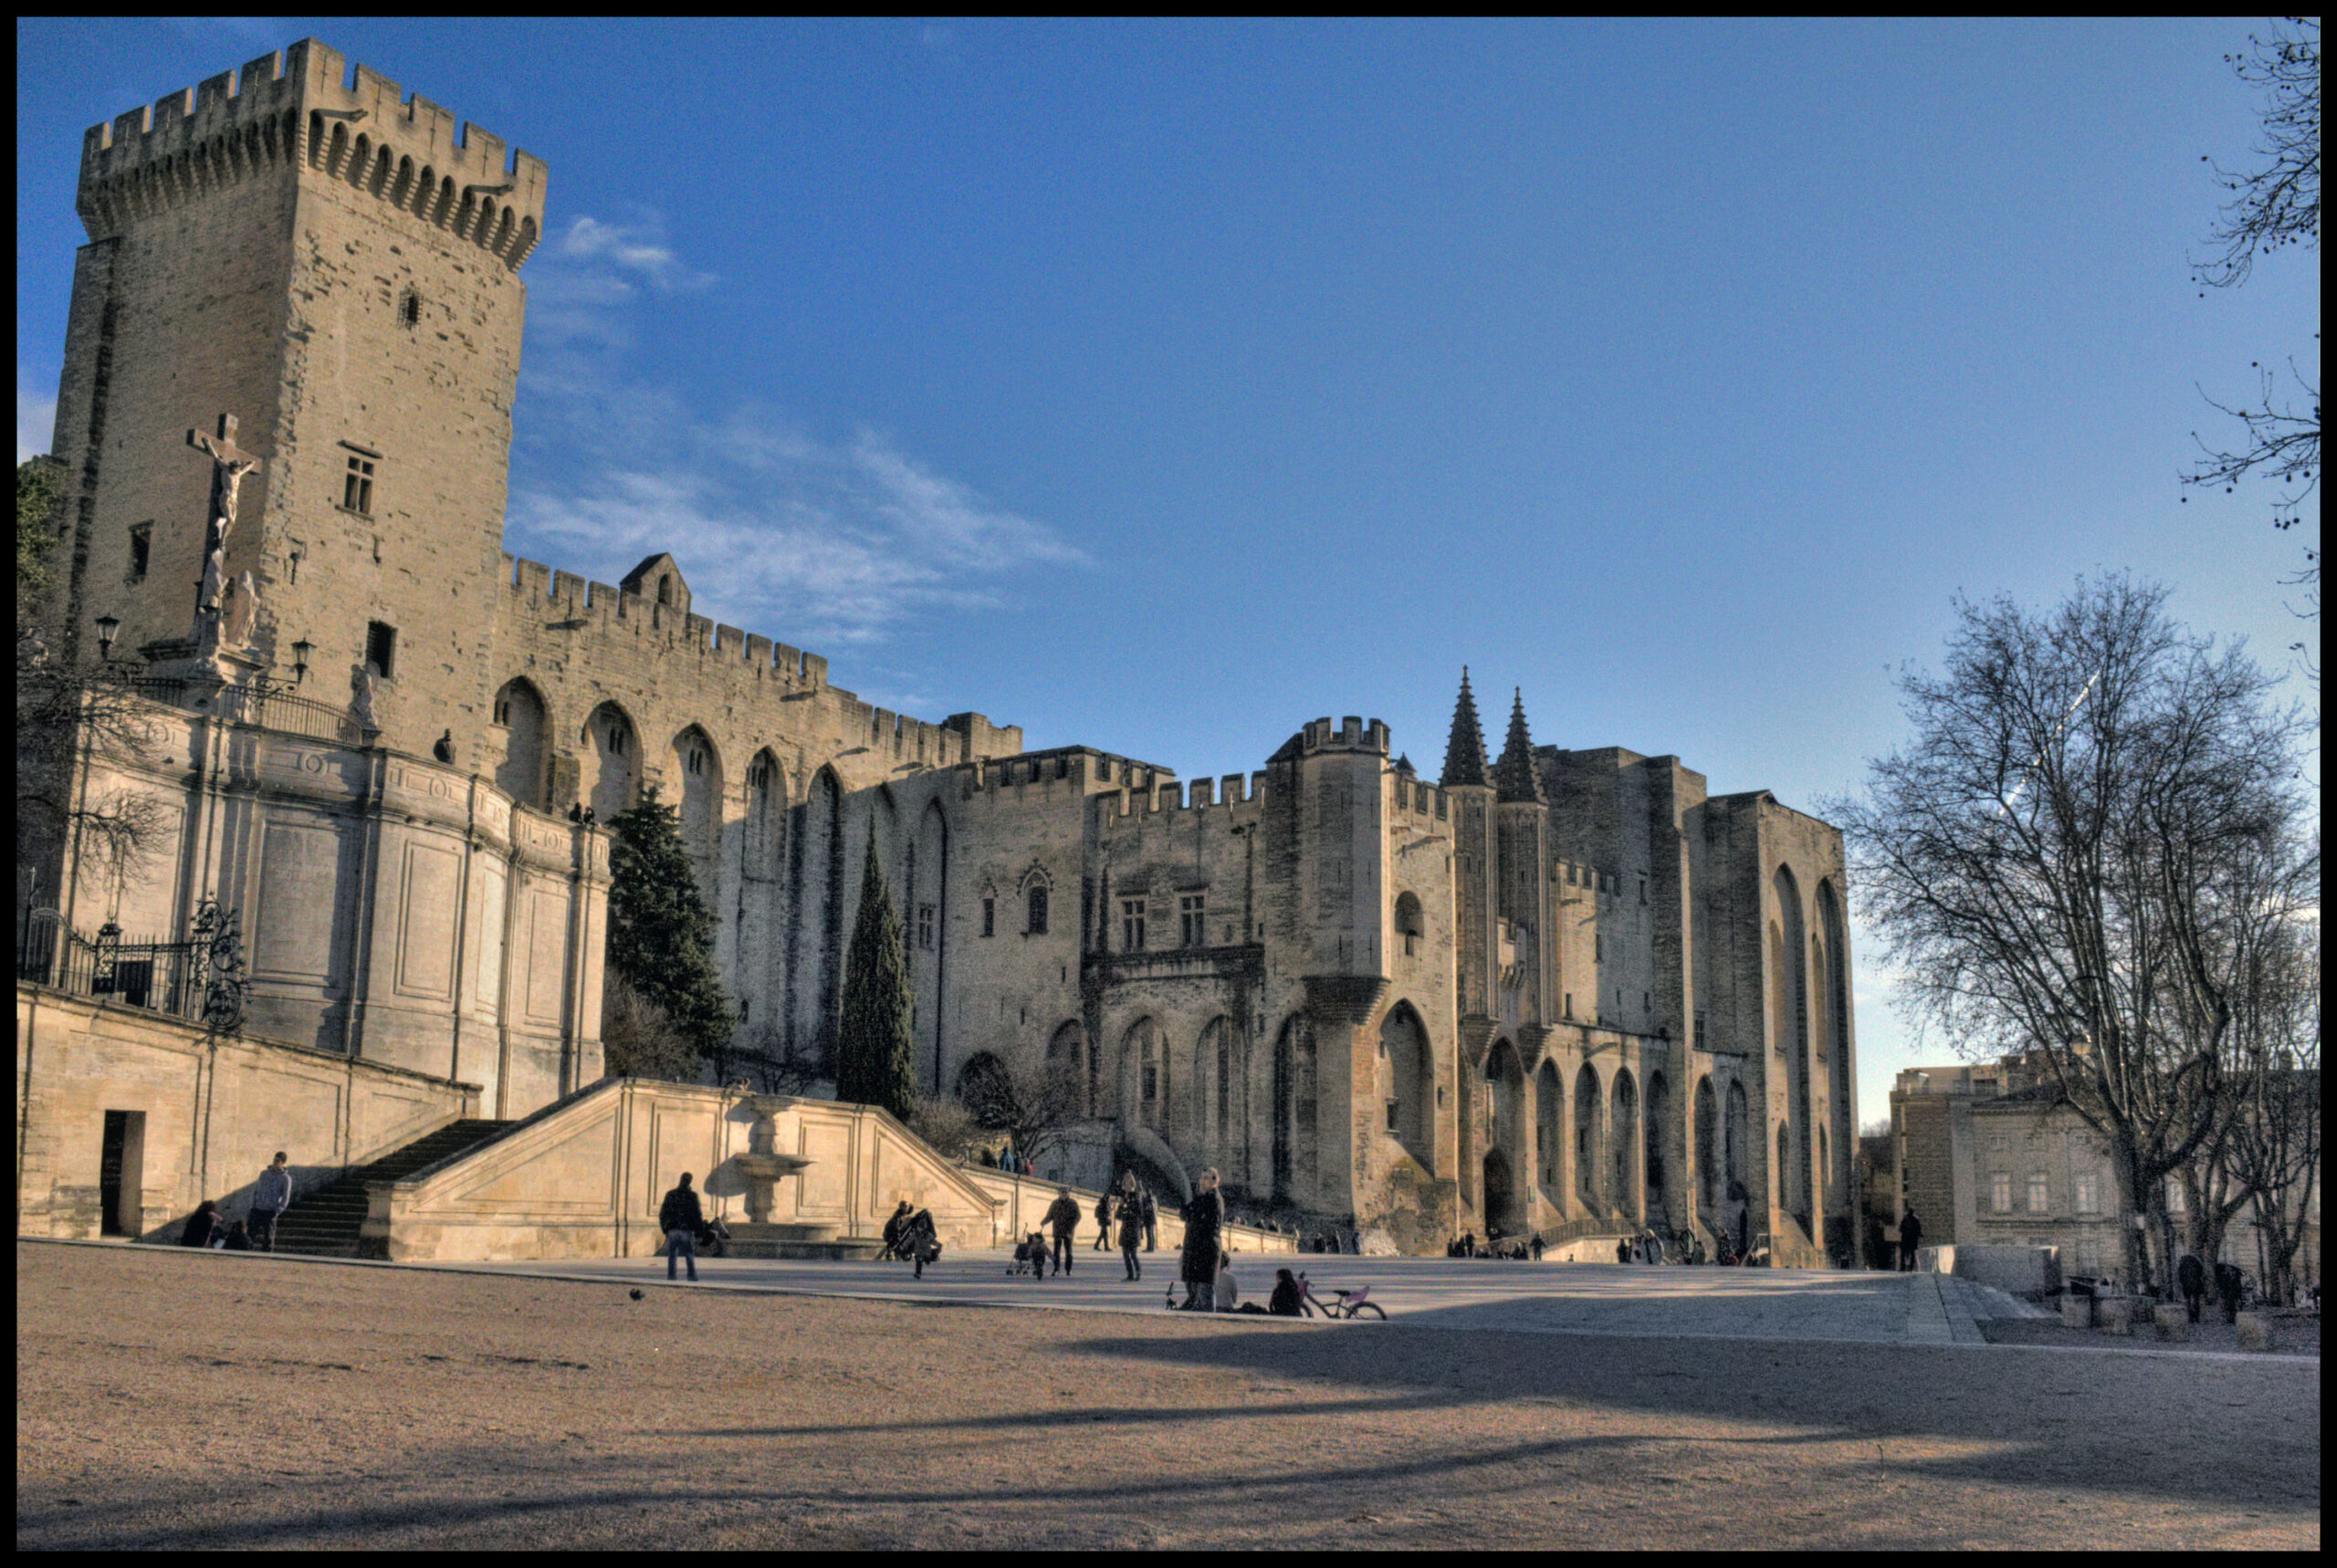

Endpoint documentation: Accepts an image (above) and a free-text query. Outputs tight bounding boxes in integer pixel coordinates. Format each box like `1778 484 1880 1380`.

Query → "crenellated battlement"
498 551 1016 773
79 37 547 269
1099 768 1272 824
1277 715 1392 759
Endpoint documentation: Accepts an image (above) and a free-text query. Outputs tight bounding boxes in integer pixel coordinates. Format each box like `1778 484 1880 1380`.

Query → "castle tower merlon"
80 38 549 268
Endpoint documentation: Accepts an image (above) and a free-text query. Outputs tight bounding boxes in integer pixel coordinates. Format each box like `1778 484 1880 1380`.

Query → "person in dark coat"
1178 1168 1225 1310
1044 1187 1082 1276
178 1199 222 1249
1118 1189 1146 1281
1268 1268 1305 1317
1897 1208 1923 1272
658 1173 705 1282
879 1199 914 1261
1140 1188 1159 1252
219 1219 253 1251
1093 1188 1115 1251
2177 1253 2209 1323
903 1208 940 1280
2214 1260 2246 1323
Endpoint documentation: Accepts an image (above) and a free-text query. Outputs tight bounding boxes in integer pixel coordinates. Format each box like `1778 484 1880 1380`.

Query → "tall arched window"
488 677 547 810
582 702 637 819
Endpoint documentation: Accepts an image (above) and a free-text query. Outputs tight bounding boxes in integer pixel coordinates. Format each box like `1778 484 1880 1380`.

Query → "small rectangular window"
1990 1174 2012 1213
1122 898 1147 952
2027 1175 2049 1214
917 904 935 952
1386 1100 1399 1133
128 522 152 583
342 453 376 515
1025 885 1048 936
980 897 995 937
365 621 396 679
1179 893 1206 947
2164 1181 2187 1216
2076 1175 2099 1214
1564 993 1573 1019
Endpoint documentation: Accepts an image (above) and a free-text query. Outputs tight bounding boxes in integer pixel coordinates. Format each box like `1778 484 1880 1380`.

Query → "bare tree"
2185 18 2320 659
600 977 704 1083
1833 577 2315 1295
2217 896 2321 1304
15 629 173 911
955 1051 1084 1166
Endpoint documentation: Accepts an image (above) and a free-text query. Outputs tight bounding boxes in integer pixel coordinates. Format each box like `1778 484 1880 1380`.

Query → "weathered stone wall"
50 694 605 1118
369 1080 996 1260
16 984 480 1239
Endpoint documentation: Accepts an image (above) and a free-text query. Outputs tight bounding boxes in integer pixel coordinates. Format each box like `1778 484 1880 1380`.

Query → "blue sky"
16 19 2321 1123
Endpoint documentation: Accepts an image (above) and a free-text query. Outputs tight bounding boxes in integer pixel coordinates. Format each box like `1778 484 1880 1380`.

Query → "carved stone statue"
351 664 380 731
185 413 262 640
219 570 260 650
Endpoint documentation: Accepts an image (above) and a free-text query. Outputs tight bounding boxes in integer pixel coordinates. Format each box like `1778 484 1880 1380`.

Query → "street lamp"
94 613 120 662
289 637 313 685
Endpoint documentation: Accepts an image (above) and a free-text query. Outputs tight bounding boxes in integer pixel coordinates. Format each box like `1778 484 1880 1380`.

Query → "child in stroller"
1009 1230 1051 1280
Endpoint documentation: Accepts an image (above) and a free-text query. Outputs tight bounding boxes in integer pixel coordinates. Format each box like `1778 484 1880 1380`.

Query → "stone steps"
271 1120 511 1258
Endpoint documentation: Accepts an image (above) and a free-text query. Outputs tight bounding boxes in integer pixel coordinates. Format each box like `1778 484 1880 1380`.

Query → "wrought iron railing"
16 899 248 1031
120 676 371 745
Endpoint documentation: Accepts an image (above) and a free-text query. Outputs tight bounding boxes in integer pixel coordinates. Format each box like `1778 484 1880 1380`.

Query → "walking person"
1093 1187 1115 1250
1179 1168 1225 1311
249 1151 293 1252
1897 1207 1923 1272
2178 1253 2209 1323
1140 1186 1158 1253
659 1172 705 1282
880 1199 914 1261
1044 1186 1082 1277
2214 1260 2246 1324
1118 1186 1145 1281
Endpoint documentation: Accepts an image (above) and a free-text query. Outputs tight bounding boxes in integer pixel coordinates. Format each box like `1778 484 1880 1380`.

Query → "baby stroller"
1009 1231 1050 1277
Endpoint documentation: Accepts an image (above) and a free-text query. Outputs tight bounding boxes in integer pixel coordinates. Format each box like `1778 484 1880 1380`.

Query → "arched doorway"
1271 1014 1316 1203
1610 1068 1640 1223
1575 1062 1602 1210
1380 1004 1431 1166
1483 1148 1515 1236
1535 1060 1563 1203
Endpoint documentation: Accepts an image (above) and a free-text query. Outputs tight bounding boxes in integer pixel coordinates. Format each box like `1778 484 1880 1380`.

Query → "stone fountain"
718 1095 879 1260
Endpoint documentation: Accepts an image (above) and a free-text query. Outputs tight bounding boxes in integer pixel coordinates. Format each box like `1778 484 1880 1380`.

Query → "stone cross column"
184 413 263 645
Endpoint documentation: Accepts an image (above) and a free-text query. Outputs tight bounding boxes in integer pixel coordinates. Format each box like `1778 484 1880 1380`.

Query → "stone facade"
1888 1058 2321 1289
31 37 1859 1258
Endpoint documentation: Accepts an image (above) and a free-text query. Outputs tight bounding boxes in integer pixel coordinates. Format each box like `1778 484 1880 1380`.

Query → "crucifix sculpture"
185 413 263 636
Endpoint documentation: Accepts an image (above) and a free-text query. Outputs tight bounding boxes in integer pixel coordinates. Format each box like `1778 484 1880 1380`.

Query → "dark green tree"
18 455 68 612
603 784 734 1076
834 836 917 1119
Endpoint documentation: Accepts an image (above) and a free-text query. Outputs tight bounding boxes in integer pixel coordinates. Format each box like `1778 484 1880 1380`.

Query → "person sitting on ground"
1268 1268 1305 1318
218 1219 253 1252
178 1199 222 1249
1214 1253 1242 1313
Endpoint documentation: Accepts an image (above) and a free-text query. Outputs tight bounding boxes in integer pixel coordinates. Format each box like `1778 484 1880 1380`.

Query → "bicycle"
1296 1273 1387 1321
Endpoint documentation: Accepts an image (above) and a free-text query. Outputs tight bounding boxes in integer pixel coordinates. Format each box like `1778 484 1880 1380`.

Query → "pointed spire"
1493 687 1545 804
1441 666 1490 788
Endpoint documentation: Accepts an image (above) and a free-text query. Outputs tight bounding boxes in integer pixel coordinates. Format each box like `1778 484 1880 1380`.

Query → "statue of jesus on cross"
186 413 262 639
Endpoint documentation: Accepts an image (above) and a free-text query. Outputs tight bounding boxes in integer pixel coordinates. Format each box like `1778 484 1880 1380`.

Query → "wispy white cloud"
507 214 1084 654
17 367 58 464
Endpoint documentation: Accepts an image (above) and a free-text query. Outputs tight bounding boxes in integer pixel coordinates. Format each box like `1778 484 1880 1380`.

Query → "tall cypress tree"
604 784 734 1069
835 835 917 1118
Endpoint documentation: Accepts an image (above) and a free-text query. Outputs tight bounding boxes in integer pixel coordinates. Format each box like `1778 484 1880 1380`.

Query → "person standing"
1140 1187 1159 1253
2214 1260 2246 1324
1044 1186 1082 1277
1118 1189 1146 1281
2177 1253 2208 1323
249 1152 293 1252
659 1172 705 1283
1179 1168 1224 1311
1093 1187 1115 1251
1897 1207 1923 1272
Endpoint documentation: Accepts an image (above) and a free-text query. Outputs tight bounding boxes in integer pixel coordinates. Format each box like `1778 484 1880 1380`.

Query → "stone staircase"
270 1119 511 1258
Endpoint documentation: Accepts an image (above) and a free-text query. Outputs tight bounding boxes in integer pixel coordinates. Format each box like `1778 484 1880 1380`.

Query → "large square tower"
51 38 546 757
